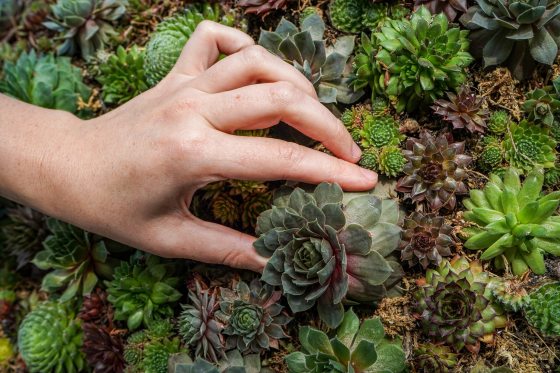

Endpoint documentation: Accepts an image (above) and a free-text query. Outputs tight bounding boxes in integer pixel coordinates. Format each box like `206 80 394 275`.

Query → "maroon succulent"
432 85 490 133
414 0 467 21
82 323 125 373
79 288 114 327
236 0 289 16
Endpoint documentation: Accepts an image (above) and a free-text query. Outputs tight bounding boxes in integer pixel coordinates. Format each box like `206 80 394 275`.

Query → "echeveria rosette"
522 86 560 126
237 0 288 16
414 0 467 21
413 343 457 372
285 308 406 373
463 168 560 276
503 121 556 172
169 350 265 373
254 183 403 329
414 257 507 353
525 282 560 336
432 85 490 133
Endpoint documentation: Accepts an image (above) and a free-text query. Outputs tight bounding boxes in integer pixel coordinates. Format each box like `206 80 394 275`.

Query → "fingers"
172 21 255 76
205 132 378 191
199 82 359 162
188 45 318 99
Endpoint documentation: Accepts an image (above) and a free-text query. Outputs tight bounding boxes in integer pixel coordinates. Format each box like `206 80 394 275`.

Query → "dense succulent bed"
1 0 560 372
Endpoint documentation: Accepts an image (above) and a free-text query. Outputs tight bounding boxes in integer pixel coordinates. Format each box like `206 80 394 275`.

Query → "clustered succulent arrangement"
2 0 560 372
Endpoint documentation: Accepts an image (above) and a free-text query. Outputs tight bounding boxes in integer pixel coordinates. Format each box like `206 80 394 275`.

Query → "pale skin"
0 21 377 273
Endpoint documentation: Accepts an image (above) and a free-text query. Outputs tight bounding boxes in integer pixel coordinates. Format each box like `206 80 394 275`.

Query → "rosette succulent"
487 111 510 134
216 279 291 354
254 182 403 328
478 141 503 172
400 212 455 268
169 350 266 373
460 0 560 80
360 114 405 149
525 282 560 335
413 343 457 372
285 308 406 373
259 14 362 104
236 0 288 15
105 255 182 330
351 7 473 112
378 146 406 177
396 131 472 211
0 50 91 115
488 278 528 312
329 0 401 33
178 279 225 362
359 148 379 171
18 300 85 373
82 323 125 373
0 0 21 35
522 85 560 126
43 0 127 59
414 257 507 352
432 85 490 133
463 168 560 276
414 0 467 21
32 219 115 302
545 166 560 187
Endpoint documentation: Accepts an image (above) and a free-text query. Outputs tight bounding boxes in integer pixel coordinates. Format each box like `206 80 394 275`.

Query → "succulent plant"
215 279 291 354
178 279 225 362
0 50 91 115
144 337 181 373
360 114 405 149
413 343 457 372
463 168 560 276
43 0 127 59
414 0 467 21
487 111 510 134
18 300 85 373
82 323 125 373
169 350 267 373
254 182 403 328
105 254 182 330
329 0 409 34
259 13 362 104
524 282 560 335
396 131 472 211
488 278 528 312
504 120 556 171
351 7 473 113
460 0 560 80
414 257 507 352
469 361 515 373
79 288 114 326
378 146 406 177
285 308 406 373
240 193 272 231
0 0 21 34
144 3 234 86
478 142 503 173
236 0 288 16
0 337 14 364
359 148 379 171
400 212 454 269
545 166 560 187
432 85 490 133
522 85 560 126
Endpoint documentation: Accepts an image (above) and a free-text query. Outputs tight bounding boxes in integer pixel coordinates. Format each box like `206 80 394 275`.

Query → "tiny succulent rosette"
259 13 363 104
522 85 560 126
487 111 510 134
82 323 125 373
432 85 490 133
463 168 560 276
329 0 404 33
414 0 467 21
360 114 405 149
237 0 288 16
525 282 560 336
414 257 507 352
397 131 472 212
488 278 529 312
169 349 266 373
413 343 457 372
216 279 291 354
254 182 403 328
503 121 557 172
285 308 406 373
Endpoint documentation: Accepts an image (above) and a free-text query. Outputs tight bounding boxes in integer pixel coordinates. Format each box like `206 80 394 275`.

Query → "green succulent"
96 45 148 105
525 282 560 336
460 0 560 80
503 121 556 171
413 343 457 372
523 85 560 126
359 147 379 171
216 279 291 354
18 300 85 373
463 168 560 276
478 144 503 172
351 6 473 113
144 4 234 86
469 361 515 373
259 13 363 104
32 219 115 302
549 119 560 141
123 330 148 367
105 254 182 330
487 111 510 134
0 0 21 32
414 258 507 352
378 146 406 177
360 114 404 149
255 182 403 328
329 0 366 33
488 278 529 312
285 308 406 373
240 193 272 230
43 0 127 59
0 337 14 364
545 166 560 187
144 338 181 373
169 350 267 373
0 50 91 115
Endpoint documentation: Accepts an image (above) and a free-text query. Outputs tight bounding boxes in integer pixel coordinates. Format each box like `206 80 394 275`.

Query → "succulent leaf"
432 85 490 133
525 282 560 336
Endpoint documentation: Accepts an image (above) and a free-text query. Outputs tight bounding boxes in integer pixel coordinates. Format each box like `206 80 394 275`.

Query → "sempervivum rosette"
254 182 403 328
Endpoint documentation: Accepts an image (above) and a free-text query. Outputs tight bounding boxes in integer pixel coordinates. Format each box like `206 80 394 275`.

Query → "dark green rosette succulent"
525 282 560 335
285 308 406 373
522 84 560 126
502 120 556 171
460 0 560 80
254 182 403 328
463 168 560 275
259 14 363 104
32 219 115 302
18 300 85 373
413 343 457 372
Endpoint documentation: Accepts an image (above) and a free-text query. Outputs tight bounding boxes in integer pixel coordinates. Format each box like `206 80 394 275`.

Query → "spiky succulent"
0 50 91 115
414 0 467 21
144 337 181 373
169 350 266 373
237 0 288 15
82 323 125 373
545 166 560 187
432 85 490 133
400 212 454 269
396 131 472 211
105 255 182 330
413 343 457 372
144 4 234 86
255 182 403 328
478 143 503 172
525 282 560 335
463 168 560 276
522 85 560 126
351 7 473 113
18 300 85 373
414 258 507 352
216 279 291 354
178 279 225 362
378 146 406 177
487 111 510 134
460 0 560 80
259 13 362 104
360 114 405 149
43 0 127 59
285 308 406 373
488 278 528 312
32 219 114 302
359 148 379 171
503 121 556 171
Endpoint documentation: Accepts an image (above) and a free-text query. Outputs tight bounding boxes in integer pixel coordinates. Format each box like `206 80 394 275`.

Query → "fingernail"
360 168 378 183
351 142 362 160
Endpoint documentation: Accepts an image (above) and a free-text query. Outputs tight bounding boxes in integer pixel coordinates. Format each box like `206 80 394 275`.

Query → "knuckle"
277 141 304 166
195 20 218 36
268 81 299 106
241 45 269 65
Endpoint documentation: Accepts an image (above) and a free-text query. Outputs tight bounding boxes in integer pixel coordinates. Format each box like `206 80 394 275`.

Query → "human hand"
0 21 377 272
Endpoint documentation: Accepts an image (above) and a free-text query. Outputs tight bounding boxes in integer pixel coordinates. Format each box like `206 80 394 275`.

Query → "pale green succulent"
503 121 556 171
378 146 406 177
360 114 404 149
487 111 510 134
169 350 268 373
525 282 560 336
